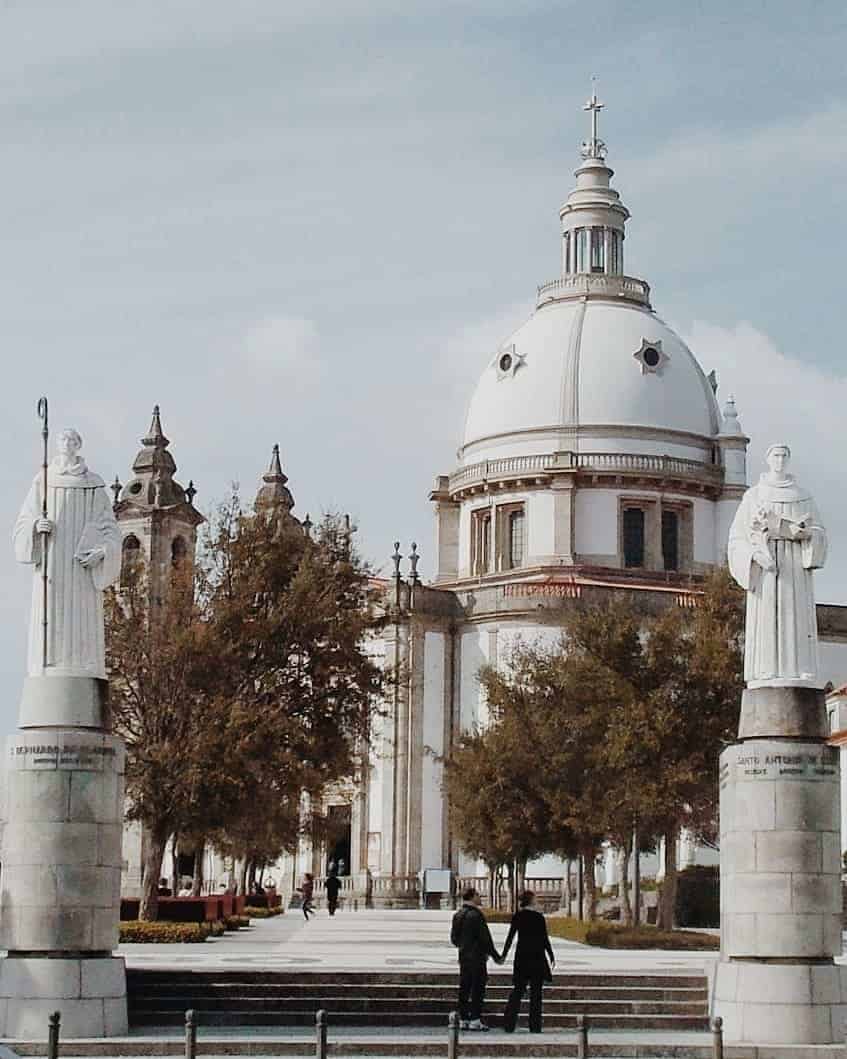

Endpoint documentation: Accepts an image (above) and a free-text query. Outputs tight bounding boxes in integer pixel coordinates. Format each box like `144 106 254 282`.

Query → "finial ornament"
391 541 402 580
581 78 607 161
409 542 420 585
185 479 197 505
111 475 122 507
302 513 313 538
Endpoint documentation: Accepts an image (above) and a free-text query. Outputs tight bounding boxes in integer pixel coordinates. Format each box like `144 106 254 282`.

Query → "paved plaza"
120 908 719 974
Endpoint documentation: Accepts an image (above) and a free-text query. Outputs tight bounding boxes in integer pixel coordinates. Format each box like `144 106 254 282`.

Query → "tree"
106 493 383 919
444 569 743 926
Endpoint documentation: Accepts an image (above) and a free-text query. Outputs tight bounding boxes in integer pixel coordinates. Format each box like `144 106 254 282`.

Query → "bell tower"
113 406 204 607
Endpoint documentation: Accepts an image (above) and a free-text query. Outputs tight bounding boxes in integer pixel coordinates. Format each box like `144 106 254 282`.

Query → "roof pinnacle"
581 78 607 161
263 443 288 485
142 404 170 448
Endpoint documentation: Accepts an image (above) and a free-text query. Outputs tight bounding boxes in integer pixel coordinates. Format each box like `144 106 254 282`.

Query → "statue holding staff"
13 424 122 679
728 443 827 688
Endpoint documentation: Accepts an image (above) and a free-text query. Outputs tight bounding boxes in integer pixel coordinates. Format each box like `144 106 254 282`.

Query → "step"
130 984 708 1002
126 972 707 988
128 1012 710 1030
128 997 706 1016
0 1039 737 1059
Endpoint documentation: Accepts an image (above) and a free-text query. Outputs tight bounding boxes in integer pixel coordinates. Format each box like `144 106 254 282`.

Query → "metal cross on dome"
581 78 606 160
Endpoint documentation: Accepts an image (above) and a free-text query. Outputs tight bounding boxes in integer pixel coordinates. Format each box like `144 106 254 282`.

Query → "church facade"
117 97 847 902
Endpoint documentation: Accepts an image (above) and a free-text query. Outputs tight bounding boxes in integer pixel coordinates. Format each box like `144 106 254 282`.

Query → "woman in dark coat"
501 890 555 1033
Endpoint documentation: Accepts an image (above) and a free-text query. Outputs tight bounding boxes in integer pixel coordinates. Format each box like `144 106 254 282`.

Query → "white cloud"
241 314 325 384
683 319 847 602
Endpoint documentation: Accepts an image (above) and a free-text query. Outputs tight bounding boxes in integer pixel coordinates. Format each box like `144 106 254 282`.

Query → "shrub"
224 914 251 930
545 915 718 950
244 905 284 918
119 920 210 943
209 919 226 937
675 865 719 928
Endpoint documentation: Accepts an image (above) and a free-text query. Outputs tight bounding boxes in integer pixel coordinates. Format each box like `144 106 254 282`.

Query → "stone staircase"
127 970 710 1031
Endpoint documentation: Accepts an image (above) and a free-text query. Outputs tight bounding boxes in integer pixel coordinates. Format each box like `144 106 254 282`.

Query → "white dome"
461 299 720 459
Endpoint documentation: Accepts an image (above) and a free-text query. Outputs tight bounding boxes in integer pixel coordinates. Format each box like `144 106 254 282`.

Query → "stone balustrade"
536 273 651 307
450 451 722 496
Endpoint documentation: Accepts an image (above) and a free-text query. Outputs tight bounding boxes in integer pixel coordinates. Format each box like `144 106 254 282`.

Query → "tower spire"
256 443 294 512
581 78 606 160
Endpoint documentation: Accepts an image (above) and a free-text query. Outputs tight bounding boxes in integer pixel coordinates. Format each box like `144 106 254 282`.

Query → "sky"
2 1 847 734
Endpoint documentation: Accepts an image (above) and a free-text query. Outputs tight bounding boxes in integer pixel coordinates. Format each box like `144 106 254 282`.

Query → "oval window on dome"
499 352 513 373
643 346 661 368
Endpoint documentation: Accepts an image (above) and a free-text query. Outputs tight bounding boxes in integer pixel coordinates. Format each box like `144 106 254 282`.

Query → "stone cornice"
459 422 717 461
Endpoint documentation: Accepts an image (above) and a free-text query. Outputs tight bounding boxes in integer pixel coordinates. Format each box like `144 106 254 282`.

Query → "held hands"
753 548 775 572
77 547 106 568
36 517 53 535
789 522 811 541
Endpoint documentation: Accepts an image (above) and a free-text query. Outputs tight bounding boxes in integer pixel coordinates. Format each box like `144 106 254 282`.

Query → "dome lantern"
559 85 630 279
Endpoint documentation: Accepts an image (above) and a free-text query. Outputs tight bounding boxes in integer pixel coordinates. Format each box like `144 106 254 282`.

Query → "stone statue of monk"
13 428 122 679
728 443 826 688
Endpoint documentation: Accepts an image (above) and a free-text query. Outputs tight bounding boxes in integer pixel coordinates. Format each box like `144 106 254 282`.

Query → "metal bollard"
576 1014 589 1059
184 1009 197 1059
710 1016 723 1059
448 1011 460 1059
316 1009 327 1059
47 1011 60 1059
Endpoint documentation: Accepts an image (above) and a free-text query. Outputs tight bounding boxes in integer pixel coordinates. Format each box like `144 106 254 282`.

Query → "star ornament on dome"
495 343 526 380
633 338 669 376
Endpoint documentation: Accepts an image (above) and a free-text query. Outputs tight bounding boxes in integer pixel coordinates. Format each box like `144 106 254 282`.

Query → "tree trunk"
139 827 169 921
619 836 633 927
561 859 572 914
191 838 205 897
239 858 249 897
583 848 598 920
658 828 679 931
170 833 179 893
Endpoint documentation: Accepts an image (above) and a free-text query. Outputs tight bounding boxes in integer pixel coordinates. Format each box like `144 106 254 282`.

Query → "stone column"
0 677 127 1037
714 686 847 1043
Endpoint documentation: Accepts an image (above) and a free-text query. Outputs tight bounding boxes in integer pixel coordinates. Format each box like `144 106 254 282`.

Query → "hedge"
244 905 285 918
225 915 251 930
547 916 718 950
120 921 210 943
674 865 719 928
483 913 717 950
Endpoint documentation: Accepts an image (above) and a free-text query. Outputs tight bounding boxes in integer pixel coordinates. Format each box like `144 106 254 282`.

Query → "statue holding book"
728 443 827 688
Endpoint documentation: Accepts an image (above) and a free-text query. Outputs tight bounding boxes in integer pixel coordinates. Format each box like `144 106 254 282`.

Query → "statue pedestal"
0 678 127 1037
714 687 847 1043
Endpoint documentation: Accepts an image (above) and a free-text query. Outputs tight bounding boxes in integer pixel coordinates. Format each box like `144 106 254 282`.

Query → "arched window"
120 534 141 588
171 536 188 566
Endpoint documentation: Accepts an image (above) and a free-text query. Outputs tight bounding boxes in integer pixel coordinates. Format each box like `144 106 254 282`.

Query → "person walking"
325 870 342 916
298 873 315 921
501 891 555 1034
450 887 502 1031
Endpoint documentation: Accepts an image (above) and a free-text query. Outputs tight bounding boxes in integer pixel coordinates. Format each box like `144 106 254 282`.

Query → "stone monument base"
713 960 847 1044
0 955 127 1037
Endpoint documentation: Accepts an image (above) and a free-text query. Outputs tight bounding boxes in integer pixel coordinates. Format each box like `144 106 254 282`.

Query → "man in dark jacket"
501 890 555 1033
450 887 502 1031
325 870 342 916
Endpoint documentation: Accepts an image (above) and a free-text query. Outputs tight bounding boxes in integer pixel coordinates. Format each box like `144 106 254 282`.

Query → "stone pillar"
714 686 847 1043
0 676 128 1037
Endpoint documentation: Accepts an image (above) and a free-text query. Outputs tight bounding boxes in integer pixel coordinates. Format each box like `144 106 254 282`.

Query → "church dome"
461 298 720 459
